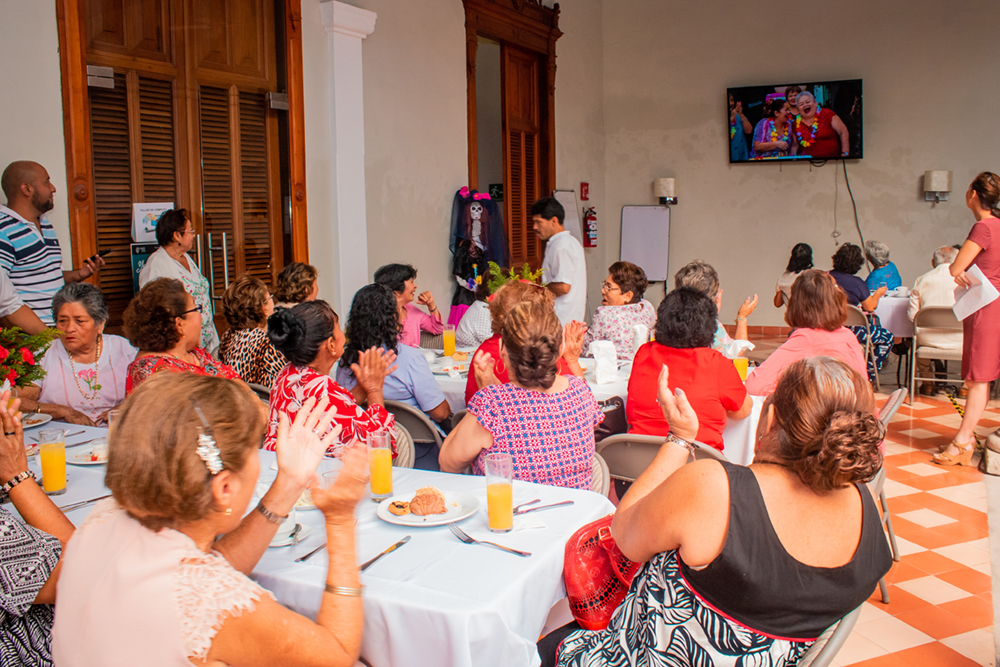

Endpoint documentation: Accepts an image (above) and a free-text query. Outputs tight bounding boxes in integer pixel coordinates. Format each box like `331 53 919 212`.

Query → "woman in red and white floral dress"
265 300 396 456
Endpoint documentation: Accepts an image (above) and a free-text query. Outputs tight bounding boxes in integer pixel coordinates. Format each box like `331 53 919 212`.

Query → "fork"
447 523 531 557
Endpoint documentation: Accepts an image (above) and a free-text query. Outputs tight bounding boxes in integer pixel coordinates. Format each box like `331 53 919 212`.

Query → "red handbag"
563 514 642 630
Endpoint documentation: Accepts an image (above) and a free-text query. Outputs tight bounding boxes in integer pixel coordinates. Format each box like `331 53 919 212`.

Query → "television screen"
728 79 862 163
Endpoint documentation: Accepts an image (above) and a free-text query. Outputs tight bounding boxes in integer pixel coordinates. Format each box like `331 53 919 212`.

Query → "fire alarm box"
583 207 597 247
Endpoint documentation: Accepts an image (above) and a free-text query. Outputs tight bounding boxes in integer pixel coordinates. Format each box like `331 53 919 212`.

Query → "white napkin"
589 340 618 384
720 338 755 360
631 324 649 356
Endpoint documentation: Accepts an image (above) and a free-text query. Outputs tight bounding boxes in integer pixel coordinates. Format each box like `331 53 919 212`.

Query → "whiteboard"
620 206 670 282
553 189 583 245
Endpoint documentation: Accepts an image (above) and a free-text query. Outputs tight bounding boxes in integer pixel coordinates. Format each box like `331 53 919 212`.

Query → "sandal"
932 443 975 466
938 438 973 453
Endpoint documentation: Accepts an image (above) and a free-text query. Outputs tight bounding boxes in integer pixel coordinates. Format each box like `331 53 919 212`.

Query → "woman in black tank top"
540 356 892 667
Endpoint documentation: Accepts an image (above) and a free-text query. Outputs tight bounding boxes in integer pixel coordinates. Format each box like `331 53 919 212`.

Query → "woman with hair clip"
936 172 1000 466
337 284 451 469
52 373 372 666
539 357 892 666
265 300 397 455
440 301 603 489
774 242 813 306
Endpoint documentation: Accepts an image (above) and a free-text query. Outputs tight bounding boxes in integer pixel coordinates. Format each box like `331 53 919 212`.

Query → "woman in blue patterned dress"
539 356 891 666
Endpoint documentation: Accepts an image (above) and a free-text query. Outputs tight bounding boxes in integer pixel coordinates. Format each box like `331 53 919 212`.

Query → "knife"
513 500 574 516
359 535 411 572
58 494 112 512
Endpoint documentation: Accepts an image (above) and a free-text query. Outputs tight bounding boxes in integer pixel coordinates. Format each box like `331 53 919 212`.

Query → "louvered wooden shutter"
199 85 236 300
502 45 542 268
239 91 272 284
138 77 177 203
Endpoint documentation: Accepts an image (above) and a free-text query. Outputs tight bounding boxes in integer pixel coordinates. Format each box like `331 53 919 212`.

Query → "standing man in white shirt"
532 197 587 325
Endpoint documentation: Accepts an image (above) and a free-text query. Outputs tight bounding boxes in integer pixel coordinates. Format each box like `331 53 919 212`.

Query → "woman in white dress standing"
138 209 219 354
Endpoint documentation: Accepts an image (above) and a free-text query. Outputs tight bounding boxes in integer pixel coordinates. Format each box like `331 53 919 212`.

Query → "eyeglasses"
601 281 621 292
181 305 204 316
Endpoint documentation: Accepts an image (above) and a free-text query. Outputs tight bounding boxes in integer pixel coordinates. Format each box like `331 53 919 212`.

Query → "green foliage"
485 262 546 295
0 327 59 388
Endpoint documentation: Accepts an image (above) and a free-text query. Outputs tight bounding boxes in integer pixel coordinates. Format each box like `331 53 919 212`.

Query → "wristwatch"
255 500 288 525
664 433 696 456
1 470 36 496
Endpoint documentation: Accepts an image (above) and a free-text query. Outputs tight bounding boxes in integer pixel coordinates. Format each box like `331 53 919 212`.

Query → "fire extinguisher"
583 207 597 248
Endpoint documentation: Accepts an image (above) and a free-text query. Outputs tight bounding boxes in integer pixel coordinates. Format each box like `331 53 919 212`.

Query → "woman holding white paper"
936 172 1000 466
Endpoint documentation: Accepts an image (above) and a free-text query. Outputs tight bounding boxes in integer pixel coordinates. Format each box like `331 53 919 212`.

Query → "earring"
224 507 232 516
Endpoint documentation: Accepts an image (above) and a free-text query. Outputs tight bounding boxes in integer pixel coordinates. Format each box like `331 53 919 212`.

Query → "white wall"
601 0 1000 324
0 0 71 266
475 38 504 192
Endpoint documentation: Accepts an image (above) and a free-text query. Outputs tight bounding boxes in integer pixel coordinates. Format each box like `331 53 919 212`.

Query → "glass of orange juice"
733 357 749 381
368 431 393 502
485 452 513 533
442 324 456 357
38 428 67 496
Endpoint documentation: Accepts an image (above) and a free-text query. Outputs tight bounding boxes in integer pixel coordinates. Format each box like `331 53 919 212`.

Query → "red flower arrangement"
0 327 58 389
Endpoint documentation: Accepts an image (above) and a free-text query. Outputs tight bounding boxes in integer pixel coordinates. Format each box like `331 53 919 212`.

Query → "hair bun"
267 308 305 352
792 410 883 492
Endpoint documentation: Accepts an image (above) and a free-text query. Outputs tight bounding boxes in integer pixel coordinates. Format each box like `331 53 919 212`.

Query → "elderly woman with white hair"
865 240 902 291
790 91 849 159
19 283 137 425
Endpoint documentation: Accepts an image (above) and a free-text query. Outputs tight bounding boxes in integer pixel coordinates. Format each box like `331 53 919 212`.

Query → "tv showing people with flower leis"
728 79 862 163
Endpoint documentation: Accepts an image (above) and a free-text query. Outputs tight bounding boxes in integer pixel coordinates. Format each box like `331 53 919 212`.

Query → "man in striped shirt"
0 161 104 325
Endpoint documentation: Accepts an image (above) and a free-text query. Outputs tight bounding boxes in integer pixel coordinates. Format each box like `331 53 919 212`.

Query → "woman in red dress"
935 172 1000 465
791 92 850 159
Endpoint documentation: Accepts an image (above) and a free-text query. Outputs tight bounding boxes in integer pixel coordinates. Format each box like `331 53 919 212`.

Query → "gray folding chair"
247 382 271 402
383 400 443 466
845 305 879 391
794 605 863 667
596 434 731 485
908 306 963 404
591 452 611 496
392 424 415 469
451 409 468 431
420 331 444 349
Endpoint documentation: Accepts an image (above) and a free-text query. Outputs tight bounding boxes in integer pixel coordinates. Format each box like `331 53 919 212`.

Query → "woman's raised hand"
310 444 368 522
352 347 398 397
737 294 759 319
275 396 343 487
562 321 587 361
656 364 699 443
472 350 499 388
0 391 26 484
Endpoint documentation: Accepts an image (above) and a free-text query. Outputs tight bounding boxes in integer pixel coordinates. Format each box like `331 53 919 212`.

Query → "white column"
320 1 376 315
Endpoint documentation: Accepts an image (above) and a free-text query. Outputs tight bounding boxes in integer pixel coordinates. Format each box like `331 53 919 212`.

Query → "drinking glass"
733 357 749 381
485 452 513 533
38 428 67 495
442 324 456 357
367 431 393 502
107 408 123 433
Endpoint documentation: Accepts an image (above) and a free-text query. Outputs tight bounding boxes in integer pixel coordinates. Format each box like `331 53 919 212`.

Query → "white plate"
376 490 480 527
294 489 318 511
69 448 107 466
22 413 52 429
429 363 469 376
269 524 312 547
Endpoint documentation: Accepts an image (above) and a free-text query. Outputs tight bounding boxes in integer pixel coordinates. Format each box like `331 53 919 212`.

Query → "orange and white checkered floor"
833 392 996 666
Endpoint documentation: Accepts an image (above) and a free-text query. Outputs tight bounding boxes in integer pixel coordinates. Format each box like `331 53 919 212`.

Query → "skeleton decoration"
448 187 508 314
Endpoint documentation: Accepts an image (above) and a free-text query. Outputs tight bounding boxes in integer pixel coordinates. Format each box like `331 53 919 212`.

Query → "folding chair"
383 400 443 468
591 452 611 496
596 434 731 487
392 424 415 469
247 382 271 402
794 606 863 667
908 306 963 405
866 387 906 604
845 305 880 391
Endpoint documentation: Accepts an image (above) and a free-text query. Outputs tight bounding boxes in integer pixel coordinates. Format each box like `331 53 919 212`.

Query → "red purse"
563 514 642 630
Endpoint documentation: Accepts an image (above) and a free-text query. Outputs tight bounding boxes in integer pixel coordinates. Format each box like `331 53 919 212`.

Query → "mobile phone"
88 248 111 262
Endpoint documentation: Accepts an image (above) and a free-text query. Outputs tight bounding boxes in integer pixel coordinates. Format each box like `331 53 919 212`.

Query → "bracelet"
664 433 696 456
255 501 288 525
325 585 363 597
735 316 747 322
1 470 35 495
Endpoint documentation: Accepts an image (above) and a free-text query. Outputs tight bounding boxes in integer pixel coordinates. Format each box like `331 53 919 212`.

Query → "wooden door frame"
55 0 310 273
462 0 561 193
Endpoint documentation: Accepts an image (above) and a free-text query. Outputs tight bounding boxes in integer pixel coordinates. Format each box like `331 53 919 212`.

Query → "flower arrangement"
485 262 546 296
0 327 59 388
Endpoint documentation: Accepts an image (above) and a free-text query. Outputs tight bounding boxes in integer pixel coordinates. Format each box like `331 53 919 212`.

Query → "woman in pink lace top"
582 262 656 360
52 373 370 667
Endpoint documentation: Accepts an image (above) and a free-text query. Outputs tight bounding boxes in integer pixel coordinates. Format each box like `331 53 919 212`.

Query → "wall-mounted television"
728 79 862 163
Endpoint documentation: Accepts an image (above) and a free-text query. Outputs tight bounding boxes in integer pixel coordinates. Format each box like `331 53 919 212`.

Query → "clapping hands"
275 396 344 487
351 347 398 398
656 365 699 443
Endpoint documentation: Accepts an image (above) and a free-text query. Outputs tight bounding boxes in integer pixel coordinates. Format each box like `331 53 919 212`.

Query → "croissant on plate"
409 487 447 516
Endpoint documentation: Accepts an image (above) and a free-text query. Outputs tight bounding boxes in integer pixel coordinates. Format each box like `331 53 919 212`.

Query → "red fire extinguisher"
583 207 597 248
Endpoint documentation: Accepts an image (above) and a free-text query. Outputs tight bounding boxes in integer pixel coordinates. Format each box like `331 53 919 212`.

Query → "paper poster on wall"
553 190 583 245
132 202 172 243
130 243 160 294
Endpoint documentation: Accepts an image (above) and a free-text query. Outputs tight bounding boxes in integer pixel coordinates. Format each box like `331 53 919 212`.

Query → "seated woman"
674 259 757 358
52 373 370 667
865 240 903 291
273 262 319 309
374 263 444 347
774 242 813 307
830 243 893 381
219 274 287 388
19 283 136 426
337 284 450 469
582 261 656 360
540 357 891 667
440 302 602 489
627 288 751 451
0 391 75 667
266 301 396 454
748 270 866 395
464 280 584 405
123 278 240 393
455 278 492 348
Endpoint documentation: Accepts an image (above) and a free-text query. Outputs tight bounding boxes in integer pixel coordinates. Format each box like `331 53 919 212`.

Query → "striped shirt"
0 206 64 325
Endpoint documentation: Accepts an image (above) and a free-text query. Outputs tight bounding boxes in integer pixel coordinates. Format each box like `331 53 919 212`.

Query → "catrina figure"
447 186 509 324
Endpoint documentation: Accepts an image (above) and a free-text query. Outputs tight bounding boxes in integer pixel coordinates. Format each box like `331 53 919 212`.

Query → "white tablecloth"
23 424 614 667
874 295 914 338
720 395 766 465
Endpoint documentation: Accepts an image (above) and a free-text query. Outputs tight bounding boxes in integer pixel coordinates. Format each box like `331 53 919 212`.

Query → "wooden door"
502 44 542 269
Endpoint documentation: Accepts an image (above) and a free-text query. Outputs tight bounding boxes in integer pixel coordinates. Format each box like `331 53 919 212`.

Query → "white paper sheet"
953 264 1000 321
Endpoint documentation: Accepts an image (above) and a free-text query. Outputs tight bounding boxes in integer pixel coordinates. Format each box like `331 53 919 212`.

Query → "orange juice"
369 447 393 498
487 482 513 531
733 357 749 381
443 327 456 357
40 442 66 494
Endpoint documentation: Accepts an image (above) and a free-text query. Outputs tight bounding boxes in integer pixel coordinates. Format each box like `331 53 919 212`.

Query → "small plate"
269 524 312 548
294 489 318 511
69 448 107 465
429 362 469 376
376 490 480 527
22 413 52 429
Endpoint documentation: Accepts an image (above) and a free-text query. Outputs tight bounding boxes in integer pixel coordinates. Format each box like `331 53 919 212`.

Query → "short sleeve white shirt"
0 270 24 319
541 230 587 324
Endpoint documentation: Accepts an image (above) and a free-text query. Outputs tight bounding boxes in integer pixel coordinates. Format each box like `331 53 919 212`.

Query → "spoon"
513 499 540 513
